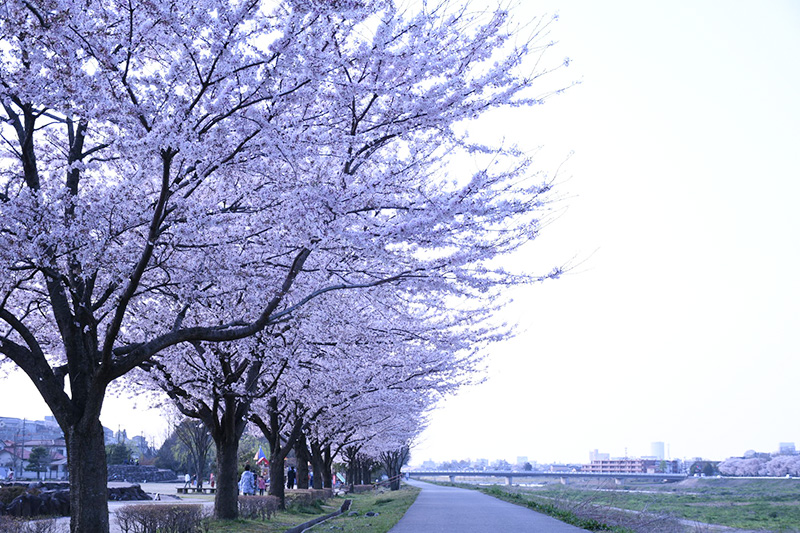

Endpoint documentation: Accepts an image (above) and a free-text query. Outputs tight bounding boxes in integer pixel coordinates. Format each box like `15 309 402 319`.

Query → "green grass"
205 485 420 533
526 478 800 531
475 485 632 532
317 485 420 533
448 478 800 532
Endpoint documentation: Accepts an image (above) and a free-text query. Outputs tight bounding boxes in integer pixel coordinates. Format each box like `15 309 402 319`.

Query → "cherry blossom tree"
0 1 566 531
719 455 800 477
765 455 800 477
380 445 411 490
717 457 768 477
135 337 288 518
172 418 214 490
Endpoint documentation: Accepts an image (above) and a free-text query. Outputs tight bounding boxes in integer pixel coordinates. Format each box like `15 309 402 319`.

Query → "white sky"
2 0 799 465
410 0 800 465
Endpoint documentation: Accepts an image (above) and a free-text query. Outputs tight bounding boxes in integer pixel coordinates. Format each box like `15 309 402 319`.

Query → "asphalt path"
389 479 590 533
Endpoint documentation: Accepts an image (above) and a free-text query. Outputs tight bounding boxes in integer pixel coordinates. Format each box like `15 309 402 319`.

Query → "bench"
176 487 216 494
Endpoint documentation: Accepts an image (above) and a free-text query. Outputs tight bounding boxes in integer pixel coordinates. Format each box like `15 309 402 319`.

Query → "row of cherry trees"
135 288 479 513
718 455 800 477
0 0 566 531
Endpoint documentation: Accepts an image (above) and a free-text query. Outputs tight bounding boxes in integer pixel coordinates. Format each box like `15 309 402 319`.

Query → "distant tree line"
718 455 800 477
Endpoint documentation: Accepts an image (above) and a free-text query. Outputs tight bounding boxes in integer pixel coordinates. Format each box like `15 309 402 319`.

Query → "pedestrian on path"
239 464 256 495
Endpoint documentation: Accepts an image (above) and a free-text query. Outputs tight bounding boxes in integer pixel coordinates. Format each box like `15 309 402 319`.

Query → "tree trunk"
380 446 409 491
268 456 285 505
361 460 371 485
295 435 310 490
213 429 240 519
323 445 334 489
195 453 205 490
309 440 325 490
251 397 303 510
65 418 109 533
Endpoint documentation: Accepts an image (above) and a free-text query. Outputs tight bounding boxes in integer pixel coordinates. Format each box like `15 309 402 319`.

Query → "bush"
286 490 316 507
115 504 210 533
0 516 65 533
238 495 280 520
0 485 27 505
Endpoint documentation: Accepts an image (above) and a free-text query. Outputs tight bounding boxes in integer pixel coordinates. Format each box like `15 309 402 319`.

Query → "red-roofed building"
0 438 68 480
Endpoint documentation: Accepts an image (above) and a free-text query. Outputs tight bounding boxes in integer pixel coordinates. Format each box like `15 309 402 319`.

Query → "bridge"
405 470 688 486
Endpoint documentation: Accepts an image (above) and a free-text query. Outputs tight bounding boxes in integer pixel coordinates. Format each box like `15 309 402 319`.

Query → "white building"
651 441 666 460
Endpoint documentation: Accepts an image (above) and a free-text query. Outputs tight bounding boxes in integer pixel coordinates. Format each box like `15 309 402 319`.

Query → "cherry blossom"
0 1 565 530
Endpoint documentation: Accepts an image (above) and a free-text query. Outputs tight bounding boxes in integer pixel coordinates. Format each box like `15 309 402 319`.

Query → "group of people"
181 464 314 495
182 472 215 488
237 464 268 496
238 464 305 495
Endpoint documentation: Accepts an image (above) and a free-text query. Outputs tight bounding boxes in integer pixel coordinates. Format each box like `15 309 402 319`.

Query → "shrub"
286 490 316 507
115 504 210 533
0 516 65 533
0 485 27 505
238 495 280 520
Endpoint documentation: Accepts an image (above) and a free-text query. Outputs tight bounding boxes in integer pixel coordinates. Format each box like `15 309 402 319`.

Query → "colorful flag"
254 446 269 465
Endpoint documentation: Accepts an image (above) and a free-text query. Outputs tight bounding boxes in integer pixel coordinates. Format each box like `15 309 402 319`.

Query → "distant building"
548 464 575 473
0 417 63 443
582 458 645 474
779 442 796 455
581 458 679 474
0 415 146 478
589 449 610 462
0 438 68 479
651 441 665 460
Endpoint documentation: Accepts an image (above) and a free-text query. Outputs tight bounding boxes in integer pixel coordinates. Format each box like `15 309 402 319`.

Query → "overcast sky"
2 0 799 466
410 0 800 465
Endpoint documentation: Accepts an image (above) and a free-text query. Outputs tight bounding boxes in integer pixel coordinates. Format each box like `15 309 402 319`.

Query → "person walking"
286 466 296 489
257 475 266 496
239 464 256 495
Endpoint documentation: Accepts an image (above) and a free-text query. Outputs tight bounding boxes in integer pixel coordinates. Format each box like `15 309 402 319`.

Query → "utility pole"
21 418 26 479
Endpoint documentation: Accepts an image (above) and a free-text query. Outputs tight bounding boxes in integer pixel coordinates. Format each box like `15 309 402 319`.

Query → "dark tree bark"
213 428 241 519
323 444 334 489
309 439 326 489
380 446 410 491
251 396 303 509
152 352 286 520
344 446 360 485
361 458 372 485
295 434 311 489
65 416 109 533
268 456 286 504
158 376 247 519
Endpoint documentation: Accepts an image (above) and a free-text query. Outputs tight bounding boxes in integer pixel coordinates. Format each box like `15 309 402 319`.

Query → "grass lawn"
467 478 800 532
205 485 420 533
315 486 420 533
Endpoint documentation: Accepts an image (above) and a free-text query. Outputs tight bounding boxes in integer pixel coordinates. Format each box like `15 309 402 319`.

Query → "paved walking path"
389 480 590 532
